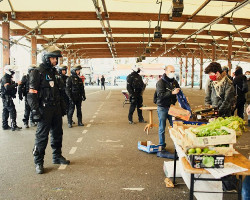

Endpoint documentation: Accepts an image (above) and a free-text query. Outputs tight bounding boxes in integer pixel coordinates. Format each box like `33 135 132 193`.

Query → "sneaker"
24 123 29 128
35 164 44 174
52 156 70 165
68 124 72 128
139 119 147 123
78 122 84 126
129 121 135 124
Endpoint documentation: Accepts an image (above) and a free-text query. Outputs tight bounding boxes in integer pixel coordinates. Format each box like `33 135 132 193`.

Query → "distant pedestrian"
233 66 248 118
101 75 105 90
97 78 100 86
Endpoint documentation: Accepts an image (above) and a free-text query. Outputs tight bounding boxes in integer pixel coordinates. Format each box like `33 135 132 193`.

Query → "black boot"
2 125 11 130
30 121 36 127
35 164 44 174
11 120 22 131
52 155 70 165
24 122 29 128
78 122 84 126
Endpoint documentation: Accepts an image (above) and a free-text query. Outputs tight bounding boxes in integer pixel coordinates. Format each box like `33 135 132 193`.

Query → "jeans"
157 106 173 148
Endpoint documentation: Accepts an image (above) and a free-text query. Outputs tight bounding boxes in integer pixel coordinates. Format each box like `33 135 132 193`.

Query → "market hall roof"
0 0 249 62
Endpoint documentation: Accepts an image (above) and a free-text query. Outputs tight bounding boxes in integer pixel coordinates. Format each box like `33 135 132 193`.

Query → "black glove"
82 96 86 101
32 110 42 122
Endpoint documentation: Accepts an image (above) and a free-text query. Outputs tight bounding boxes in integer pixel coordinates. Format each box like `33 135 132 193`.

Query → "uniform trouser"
23 99 33 124
2 98 17 128
101 84 105 90
33 105 63 165
64 95 70 115
128 95 143 121
236 101 245 119
67 100 82 124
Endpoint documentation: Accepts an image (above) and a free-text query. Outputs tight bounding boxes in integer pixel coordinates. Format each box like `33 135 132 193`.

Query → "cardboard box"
169 105 191 121
188 154 225 168
138 141 161 153
185 126 236 146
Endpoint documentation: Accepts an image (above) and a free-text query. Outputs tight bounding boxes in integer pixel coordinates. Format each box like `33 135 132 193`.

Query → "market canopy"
0 0 249 62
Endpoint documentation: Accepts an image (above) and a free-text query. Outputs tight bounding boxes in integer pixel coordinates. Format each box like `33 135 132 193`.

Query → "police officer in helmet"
66 64 86 128
126 65 147 124
56 64 70 116
1 65 22 131
27 45 70 174
18 64 37 128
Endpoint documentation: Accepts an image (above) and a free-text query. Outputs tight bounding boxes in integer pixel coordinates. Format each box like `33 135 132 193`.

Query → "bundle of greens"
191 116 246 137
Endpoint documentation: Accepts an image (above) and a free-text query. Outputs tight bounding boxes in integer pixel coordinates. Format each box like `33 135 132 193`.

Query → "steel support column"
191 55 195 88
212 44 216 61
200 51 204 90
185 56 188 86
179 58 183 87
228 36 232 75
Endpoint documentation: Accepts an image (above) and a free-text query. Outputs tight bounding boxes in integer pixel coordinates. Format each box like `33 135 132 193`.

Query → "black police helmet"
42 45 62 68
71 64 82 75
57 64 68 75
28 64 37 74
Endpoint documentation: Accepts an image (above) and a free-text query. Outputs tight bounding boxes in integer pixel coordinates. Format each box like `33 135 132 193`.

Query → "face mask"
246 75 250 79
167 73 175 79
209 75 217 81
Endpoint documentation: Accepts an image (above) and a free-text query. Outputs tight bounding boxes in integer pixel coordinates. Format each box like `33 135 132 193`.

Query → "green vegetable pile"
187 147 217 155
192 116 246 137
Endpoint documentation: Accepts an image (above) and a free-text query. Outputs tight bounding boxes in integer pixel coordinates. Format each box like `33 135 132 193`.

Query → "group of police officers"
1 46 85 174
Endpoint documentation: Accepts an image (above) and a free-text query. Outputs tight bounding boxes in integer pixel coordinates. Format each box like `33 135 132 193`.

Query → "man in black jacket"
18 64 37 128
66 64 86 128
155 65 180 149
27 45 70 174
1 65 22 131
126 66 146 124
233 66 248 118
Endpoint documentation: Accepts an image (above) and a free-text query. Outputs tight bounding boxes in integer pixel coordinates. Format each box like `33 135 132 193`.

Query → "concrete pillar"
200 51 204 90
191 54 194 88
228 36 232 75
179 58 183 87
2 22 10 72
31 35 37 65
212 44 216 62
185 56 188 86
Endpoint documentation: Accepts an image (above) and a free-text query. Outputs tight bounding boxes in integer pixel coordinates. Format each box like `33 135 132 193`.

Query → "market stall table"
140 106 158 135
176 152 250 200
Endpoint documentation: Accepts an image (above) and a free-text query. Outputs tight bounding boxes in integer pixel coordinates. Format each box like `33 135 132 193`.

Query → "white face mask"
167 73 175 79
246 75 250 79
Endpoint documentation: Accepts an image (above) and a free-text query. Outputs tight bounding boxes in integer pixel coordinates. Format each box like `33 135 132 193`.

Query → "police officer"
126 65 146 124
66 64 86 128
18 64 37 128
27 45 70 174
1 65 22 131
56 64 70 115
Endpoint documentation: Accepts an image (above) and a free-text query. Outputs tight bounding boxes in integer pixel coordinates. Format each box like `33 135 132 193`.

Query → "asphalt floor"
0 86 249 200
